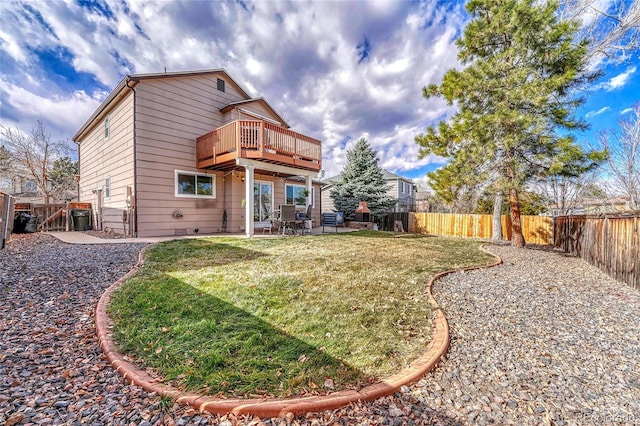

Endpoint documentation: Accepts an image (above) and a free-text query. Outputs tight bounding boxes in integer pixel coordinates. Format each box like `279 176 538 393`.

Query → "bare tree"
598 103 640 209
533 171 605 215
561 0 640 63
1 121 69 203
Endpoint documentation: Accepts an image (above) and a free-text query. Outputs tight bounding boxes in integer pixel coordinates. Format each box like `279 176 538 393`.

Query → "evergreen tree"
330 138 396 219
415 0 599 247
50 156 79 201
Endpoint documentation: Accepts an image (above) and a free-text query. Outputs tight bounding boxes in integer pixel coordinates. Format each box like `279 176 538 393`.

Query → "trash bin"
13 213 30 234
71 209 91 231
24 215 39 233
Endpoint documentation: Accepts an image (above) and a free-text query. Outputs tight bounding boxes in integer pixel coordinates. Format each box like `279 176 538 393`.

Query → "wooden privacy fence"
32 203 67 232
1 192 15 249
375 212 409 233
554 215 639 290
12 202 93 233
409 212 554 245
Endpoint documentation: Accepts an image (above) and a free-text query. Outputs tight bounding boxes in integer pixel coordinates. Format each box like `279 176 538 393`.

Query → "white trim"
174 170 216 199
104 176 111 200
104 115 110 140
254 180 274 221
235 158 319 178
285 183 308 208
238 108 282 126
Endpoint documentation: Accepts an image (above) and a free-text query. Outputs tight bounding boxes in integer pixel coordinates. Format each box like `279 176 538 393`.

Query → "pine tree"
50 156 79 201
330 138 396 219
415 0 600 247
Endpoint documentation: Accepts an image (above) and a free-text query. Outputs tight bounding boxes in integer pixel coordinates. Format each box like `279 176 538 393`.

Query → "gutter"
126 79 138 237
72 76 131 142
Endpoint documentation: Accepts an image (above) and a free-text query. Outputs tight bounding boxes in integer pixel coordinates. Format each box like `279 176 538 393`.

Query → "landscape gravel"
1 234 639 425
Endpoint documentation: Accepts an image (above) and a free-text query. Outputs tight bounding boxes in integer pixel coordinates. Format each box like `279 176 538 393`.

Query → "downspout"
126 78 138 237
74 140 80 201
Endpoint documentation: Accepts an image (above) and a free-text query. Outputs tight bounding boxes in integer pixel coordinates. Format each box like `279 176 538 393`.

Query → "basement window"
217 78 225 92
175 170 216 198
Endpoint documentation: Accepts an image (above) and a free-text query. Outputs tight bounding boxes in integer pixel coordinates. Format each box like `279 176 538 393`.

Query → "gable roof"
220 98 290 128
322 169 414 188
382 169 413 182
72 68 253 142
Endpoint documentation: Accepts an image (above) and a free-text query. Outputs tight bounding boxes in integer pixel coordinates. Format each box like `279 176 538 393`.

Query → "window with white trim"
285 184 308 207
104 115 110 140
175 170 215 198
104 176 111 199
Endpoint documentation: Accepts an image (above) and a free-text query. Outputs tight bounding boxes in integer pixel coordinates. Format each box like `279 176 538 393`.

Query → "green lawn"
109 231 493 397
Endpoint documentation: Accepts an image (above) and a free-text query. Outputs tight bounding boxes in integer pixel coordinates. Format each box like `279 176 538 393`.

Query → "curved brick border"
95 244 502 418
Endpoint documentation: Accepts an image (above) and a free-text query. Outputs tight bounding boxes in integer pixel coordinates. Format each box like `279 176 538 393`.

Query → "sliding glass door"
253 181 273 222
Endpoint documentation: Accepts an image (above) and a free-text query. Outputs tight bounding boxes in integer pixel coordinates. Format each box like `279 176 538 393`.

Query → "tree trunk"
492 192 503 241
509 187 525 247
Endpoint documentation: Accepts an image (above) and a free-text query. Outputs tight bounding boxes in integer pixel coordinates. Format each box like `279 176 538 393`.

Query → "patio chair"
279 204 297 235
296 204 313 235
322 212 338 233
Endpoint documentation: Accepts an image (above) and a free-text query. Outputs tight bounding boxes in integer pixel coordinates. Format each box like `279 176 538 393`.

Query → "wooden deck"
196 120 322 173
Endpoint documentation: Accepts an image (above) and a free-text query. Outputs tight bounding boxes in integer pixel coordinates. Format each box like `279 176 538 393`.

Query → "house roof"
72 68 254 142
382 169 413 182
220 98 290 128
322 169 414 188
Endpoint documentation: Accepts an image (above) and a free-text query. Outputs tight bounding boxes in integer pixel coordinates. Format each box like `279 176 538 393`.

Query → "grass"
109 231 493 397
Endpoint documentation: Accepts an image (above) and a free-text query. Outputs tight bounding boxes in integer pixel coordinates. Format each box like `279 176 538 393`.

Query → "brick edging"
95 243 503 418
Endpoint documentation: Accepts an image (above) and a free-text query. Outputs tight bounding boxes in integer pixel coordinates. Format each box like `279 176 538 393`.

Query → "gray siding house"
320 169 416 214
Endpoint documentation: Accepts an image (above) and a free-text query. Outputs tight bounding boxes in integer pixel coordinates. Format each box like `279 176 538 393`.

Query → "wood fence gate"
13 202 93 233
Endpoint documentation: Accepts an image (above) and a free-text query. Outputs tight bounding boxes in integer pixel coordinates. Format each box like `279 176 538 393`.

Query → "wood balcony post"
236 121 241 153
259 121 264 154
212 132 217 163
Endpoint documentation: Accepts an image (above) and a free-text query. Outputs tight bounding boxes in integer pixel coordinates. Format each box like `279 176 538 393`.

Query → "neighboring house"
547 196 633 216
0 164 46 204
320 169 416 214
382 170 416 212
72 69 322 237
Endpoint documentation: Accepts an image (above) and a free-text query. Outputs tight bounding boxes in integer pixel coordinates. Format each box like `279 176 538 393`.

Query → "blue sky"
0 0 638 183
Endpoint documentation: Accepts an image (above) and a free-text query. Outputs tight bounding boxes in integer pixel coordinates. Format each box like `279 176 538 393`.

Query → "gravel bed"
417 245 640 426
1 235 639 425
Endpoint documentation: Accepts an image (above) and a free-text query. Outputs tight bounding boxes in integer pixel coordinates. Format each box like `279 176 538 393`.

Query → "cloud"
594 66 637 91
585 106 611 118
620 107 633 115
0 0 466 178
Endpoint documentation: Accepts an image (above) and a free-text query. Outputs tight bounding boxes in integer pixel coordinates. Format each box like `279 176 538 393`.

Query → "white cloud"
585 106 611 118
0 0 466 178
594 66 637 91
620 107 634 115
0 78 104 147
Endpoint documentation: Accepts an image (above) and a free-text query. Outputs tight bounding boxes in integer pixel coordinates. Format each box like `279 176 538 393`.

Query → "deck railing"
196 120 322 171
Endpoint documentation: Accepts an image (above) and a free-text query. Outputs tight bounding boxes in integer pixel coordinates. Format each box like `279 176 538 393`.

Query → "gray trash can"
71 209 91 231
24 215 39 233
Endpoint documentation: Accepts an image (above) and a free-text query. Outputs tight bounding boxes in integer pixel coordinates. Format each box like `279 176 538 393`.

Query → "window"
175 170 215 198
25 181 38 192
217 78 225 92
0 178 11 189
104 176 111 199
285 184 308 207
104 115 110 139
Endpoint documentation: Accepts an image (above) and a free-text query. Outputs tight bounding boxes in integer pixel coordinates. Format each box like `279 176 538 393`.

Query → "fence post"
604 215 609 272
1 193 12 249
